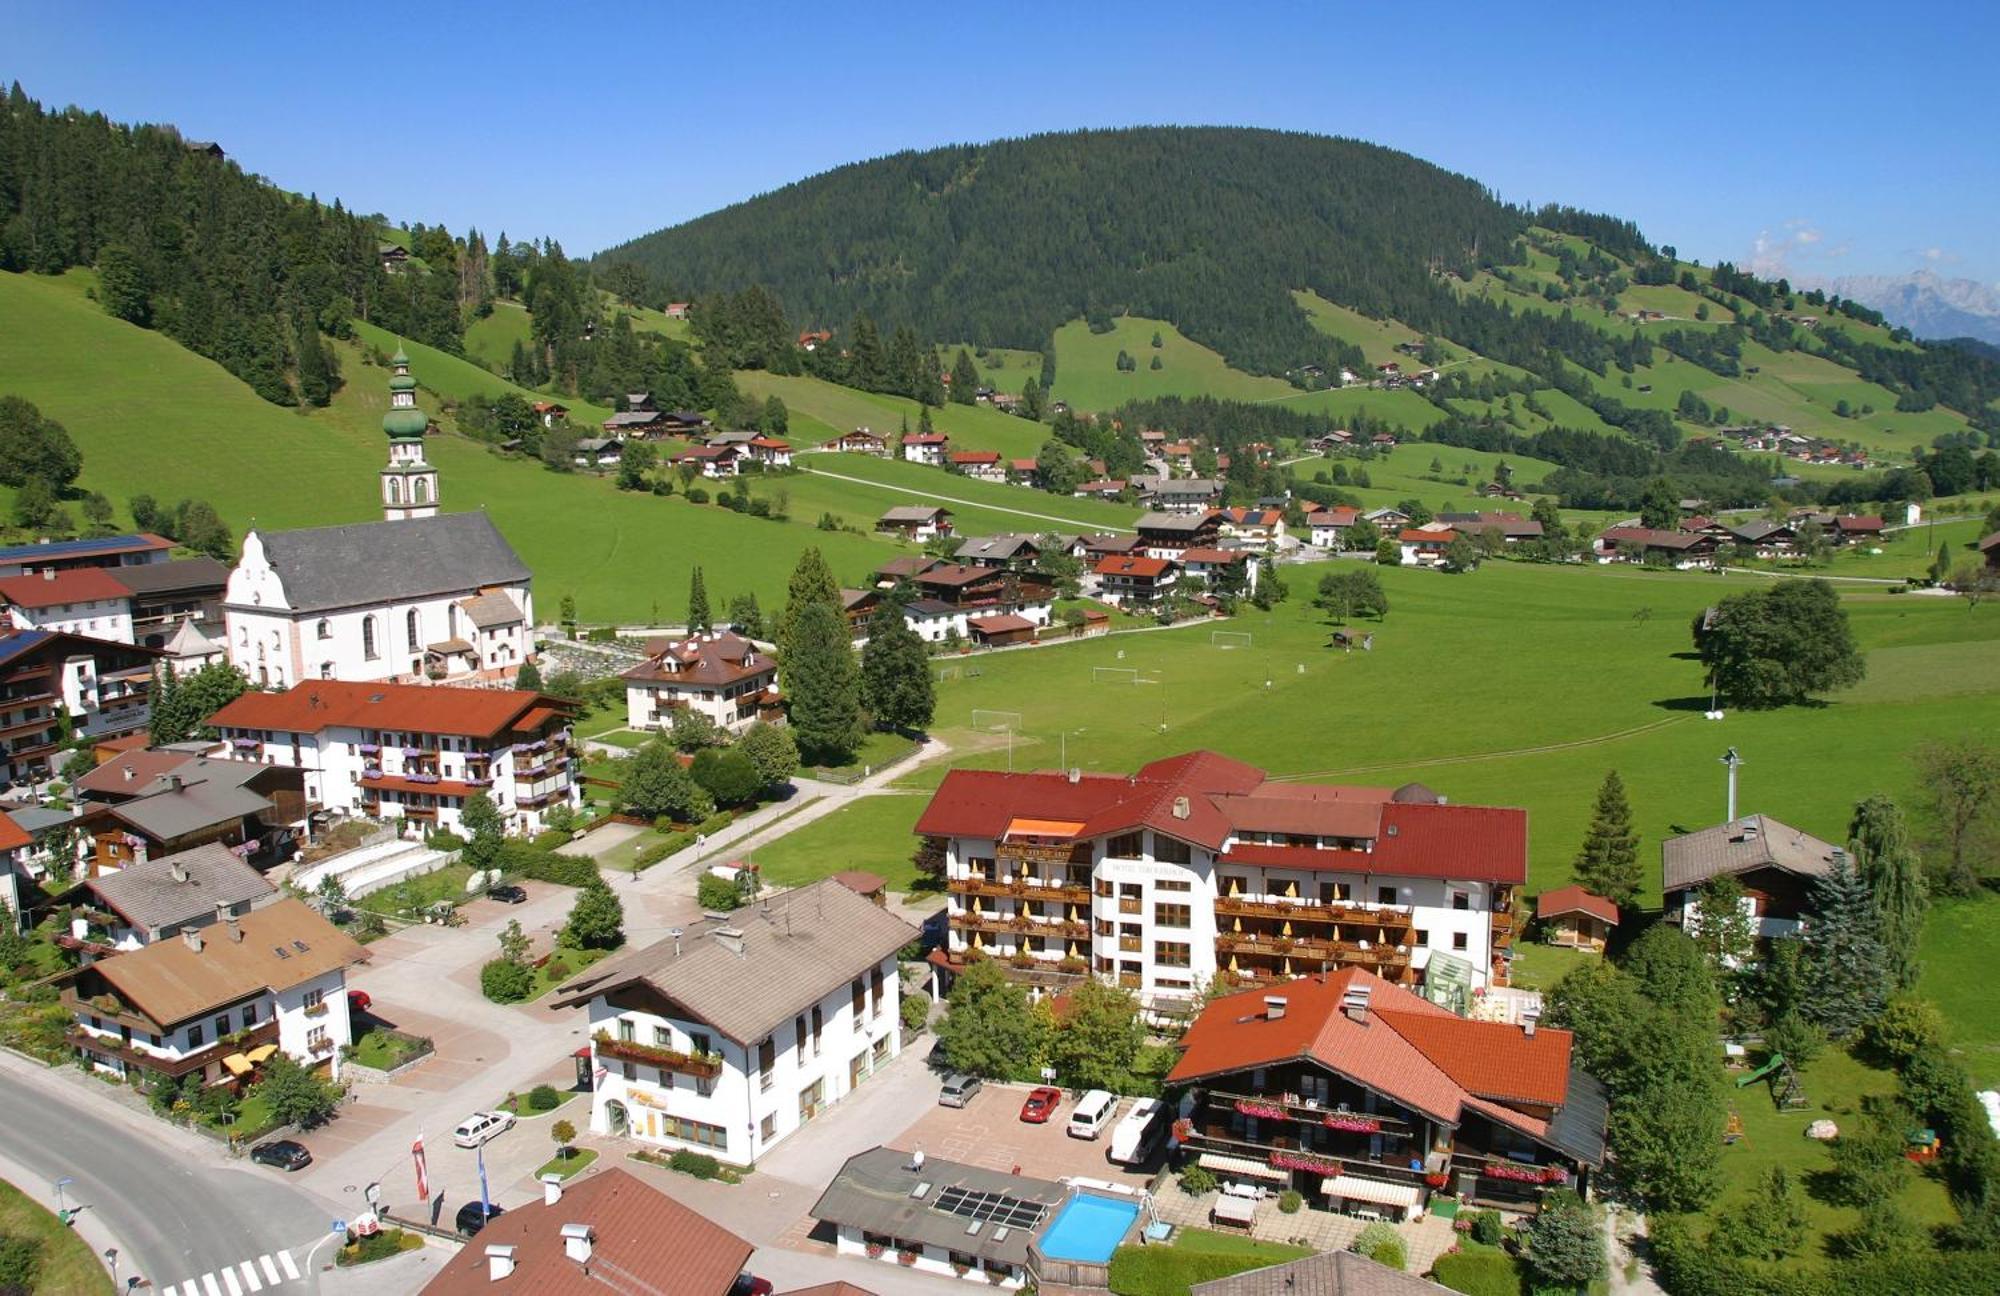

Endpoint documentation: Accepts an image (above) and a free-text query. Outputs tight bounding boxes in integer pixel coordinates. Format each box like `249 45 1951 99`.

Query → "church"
224 350 536 688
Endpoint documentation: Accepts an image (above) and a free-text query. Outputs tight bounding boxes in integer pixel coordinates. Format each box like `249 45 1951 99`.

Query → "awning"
1004 818 1084 840
1321 1174 1423 1209
245 1043 278 1064
1198 1153 1289 1183
221 1053 252 1076
1211 1195 1257 1225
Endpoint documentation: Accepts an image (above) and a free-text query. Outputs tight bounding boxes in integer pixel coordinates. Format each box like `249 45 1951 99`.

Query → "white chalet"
205 680 579 836
621 632 780 736
0 568 135 643
915 751 1527 1007
62 898 367 1085
556 880 914 1167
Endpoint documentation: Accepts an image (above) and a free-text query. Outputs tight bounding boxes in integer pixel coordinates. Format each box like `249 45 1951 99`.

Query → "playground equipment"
1737 1052 1809 1111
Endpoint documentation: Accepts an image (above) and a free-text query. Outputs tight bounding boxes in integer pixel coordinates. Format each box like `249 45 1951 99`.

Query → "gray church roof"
257 513 529 614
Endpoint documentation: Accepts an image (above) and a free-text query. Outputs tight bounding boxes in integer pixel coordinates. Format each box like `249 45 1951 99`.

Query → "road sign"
331 1219 347 1235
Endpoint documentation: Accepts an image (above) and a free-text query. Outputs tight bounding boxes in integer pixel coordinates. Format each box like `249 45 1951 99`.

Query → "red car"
347 990 372 1016
1020 1086 1063 1124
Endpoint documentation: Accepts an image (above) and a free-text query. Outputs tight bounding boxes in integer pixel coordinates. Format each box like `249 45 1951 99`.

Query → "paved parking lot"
889 1081 1153 1188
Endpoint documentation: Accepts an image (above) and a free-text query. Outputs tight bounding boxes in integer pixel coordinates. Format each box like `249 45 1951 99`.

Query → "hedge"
500 843 600 887
1106 1247 1279 1296
1429 1248 1524 1296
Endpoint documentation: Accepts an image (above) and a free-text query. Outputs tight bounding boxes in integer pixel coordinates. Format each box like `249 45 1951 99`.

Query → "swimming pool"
1037 1192 1142 1264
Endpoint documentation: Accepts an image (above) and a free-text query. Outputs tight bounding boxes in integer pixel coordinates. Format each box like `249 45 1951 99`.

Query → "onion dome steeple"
380 345 439 520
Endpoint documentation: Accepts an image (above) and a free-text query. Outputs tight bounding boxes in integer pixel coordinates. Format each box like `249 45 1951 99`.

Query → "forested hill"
597 127 1542 376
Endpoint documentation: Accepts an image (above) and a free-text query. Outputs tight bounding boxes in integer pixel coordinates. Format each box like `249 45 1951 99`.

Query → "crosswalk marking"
278 1249 300 1280
260 1254 282 1284
202 1272 224 1296
239 1259 263 1291
160 1247 308 1296
222 1264 244 1296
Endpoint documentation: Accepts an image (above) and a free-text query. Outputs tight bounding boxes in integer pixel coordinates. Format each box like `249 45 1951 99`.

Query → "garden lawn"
1429 1240 1525 1296
348 1028 429 1072
1717 1045 1957 1266
1507 942 1598 992
536 1147 599 1180
1917 892 2000 1087
804 729 920 780
358 864 475 916
0 1178 115 1295
1109 1228 1312 1296
1050 316 1296 413
750 791 934 892
528 947 612 1001
750 561 2000 915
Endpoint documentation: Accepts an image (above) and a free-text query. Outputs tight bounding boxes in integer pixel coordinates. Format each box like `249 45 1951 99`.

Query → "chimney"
542 1173 563 1206
485 1244 517 1282
42 568 55 582
561 1223 594 1264
225 917 243 943
123 765 136 783
1263 995 1287 1021
215 901 231 923
168 775 184 793
170 863 189 883
712 928 746 956
183 928 203 953
1341 984 1371 1023
1522 1007 1541 1038
1171 796 1190 820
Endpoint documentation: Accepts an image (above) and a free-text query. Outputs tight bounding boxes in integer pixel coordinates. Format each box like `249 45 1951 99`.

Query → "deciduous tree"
1313 569 1388 623
561 876 625 951
1912 736 2000 896
620 740 715 823
1694 579 1865 709
934 959 1048 1082
738 723 799 790
460 792 504 873
1048 980 1144 1094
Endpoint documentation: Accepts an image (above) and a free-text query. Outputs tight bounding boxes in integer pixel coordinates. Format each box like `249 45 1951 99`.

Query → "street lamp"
103 1248 117 1286
53 1177 72 1218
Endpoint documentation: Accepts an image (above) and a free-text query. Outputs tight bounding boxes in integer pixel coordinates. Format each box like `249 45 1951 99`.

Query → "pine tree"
515 660 542 691
1572 770 1640 907
861 599 935 733
687 565 711 633
1801 853 1888 1039
776 547 839 665
1848 795 1926 990
783 599 863 765
950 349 979 404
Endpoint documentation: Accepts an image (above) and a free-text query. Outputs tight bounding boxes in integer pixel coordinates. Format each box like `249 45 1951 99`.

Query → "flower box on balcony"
897 1250 920 1267
592 1030 723 1078
309 1036 335 1053
303 1002 330 1018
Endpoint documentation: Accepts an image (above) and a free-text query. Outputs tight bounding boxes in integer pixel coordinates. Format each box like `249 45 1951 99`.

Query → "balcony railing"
1180 1129 1427 1186
67 1018 279 1079
593 1031 724 1079
1206 1089 1418 1137
997 841 1089 866
953 912 1090 941
1215 895 1415 935
1216 931 1412 969
948 876 1092 905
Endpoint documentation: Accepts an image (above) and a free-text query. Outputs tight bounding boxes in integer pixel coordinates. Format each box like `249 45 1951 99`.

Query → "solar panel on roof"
932 1186 1048 1230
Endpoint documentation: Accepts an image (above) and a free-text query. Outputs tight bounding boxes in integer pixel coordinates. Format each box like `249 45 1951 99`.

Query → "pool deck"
1150 1183 1460 1274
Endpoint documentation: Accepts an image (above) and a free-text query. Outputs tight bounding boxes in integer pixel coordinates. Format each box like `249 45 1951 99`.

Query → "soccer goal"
1211 630 1253 650
935 665 962 684
1092 666 1139 685
971 709 1023 733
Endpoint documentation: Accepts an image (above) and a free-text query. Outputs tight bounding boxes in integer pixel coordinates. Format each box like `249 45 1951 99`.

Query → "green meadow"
753 560 2000 912
1049 316 1296 411
734 371 1054 459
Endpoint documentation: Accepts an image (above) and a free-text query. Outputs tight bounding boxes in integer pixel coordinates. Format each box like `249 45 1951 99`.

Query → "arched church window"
363 616 379 660
414 477 430 504
407 609 420 651
388 478 402 505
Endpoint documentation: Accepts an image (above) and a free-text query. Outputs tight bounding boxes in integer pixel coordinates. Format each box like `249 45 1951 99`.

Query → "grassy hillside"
1293 290 1437 367
0 269 906 618
1049 316 1296 410
348 319 614 424
787 453 1140 534
734 372 1054 459
462 300 534 372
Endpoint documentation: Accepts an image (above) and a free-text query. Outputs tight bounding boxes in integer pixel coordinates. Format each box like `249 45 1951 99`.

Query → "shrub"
697 872 744 912
1765 1013 1826 1067
1351 1222 1405 1270
425 828 466 852
337 1228 421 1267
1177 1163 1217 1194
1469 1208 1506 1246
501 843 599 887
686 487 709 504
692 747 762 806
1868 993 1946 1066
668 1148 720 1179
528 1084 561 1112
0 1236 41 1291
532 828 571 850
541 957 570 982
481 959 533 1003
1428 1248 1523 1296
901 990 931 1035
1276 1189 1302 1214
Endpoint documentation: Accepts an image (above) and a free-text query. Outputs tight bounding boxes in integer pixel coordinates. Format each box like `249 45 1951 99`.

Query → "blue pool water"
1038 1193 1142 1264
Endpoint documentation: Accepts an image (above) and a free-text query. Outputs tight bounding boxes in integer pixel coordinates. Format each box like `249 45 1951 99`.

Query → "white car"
453 1111 516 1148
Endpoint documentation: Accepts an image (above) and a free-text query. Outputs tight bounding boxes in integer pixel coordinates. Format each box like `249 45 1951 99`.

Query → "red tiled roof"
1535 885 1619 925
0 811 28 852
1077 479 1126 492
903 433 950 445
75 750 199 796
969 614 1036 634
623 632 777 690
1398 529 1456 545
360 773 477 799
1095 555 1171 578
1833 515 1884 532
1372 803 1527 884
1308 507 1360 526
0 568 134 608
207 682 570 739
422 1167 753 1296
1168 969 1576 1126
1179 548 1246 565
949 451 1001 464
1010 458 1039 471
1599 527 1705 551
748 437 791 450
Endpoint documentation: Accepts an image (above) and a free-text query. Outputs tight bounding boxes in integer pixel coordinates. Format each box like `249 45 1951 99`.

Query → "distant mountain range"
1800 270 2000 345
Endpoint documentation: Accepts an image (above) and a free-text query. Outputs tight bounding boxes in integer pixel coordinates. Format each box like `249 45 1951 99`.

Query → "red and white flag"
412 1133 430 1202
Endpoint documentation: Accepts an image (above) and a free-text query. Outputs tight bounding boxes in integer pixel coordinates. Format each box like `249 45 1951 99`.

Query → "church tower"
381 347 440 521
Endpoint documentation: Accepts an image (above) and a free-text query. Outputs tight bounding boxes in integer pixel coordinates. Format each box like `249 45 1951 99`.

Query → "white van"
1108 1097 1166 1165
1067 1089 1119 1140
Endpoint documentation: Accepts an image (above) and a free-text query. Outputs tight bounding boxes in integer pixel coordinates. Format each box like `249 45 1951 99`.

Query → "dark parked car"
486 884 528 904
455 1200 505 1237
249 1139 312 1171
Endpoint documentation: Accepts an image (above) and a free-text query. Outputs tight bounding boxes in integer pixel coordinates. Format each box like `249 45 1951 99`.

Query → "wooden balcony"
1206 1089 1418 1138
948 876 1092 906
67 1017 280 1080
1181 1128 1427 1186
1215 896 1415 940
997 840 1090 867
953 912 1090 941
1216 931 1411 970
1490 911 1517 950
593 1031 723 1079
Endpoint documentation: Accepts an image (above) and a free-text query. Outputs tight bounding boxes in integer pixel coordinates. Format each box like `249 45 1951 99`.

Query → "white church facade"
224 350 536 689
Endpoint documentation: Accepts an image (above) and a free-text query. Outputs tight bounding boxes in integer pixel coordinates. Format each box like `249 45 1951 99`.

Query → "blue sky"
8 1 1996 283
